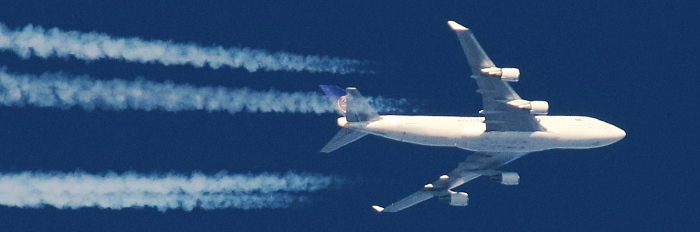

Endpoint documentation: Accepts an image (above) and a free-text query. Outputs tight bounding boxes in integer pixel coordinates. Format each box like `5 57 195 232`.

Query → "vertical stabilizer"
344 87 380 122
320 85 348 116
319 85 380 122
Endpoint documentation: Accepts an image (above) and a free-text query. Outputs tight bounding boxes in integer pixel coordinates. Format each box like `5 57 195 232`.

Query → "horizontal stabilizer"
372 205 385 212
320 128 368 153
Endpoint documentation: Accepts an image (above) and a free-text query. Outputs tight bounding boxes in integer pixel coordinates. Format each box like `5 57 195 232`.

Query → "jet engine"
438 190 469 206
489 172 520 185
481 67 520 82
506 100 549 115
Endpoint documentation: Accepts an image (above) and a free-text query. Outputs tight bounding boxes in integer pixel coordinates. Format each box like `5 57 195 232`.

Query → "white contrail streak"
0 23 365 74
0 171 339 211
0 70 408 114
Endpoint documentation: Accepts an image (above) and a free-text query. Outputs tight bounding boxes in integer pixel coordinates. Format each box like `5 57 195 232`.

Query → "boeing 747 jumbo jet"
319 21 625 213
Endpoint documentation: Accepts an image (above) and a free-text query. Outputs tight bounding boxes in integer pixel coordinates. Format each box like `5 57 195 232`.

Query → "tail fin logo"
336 96 348 114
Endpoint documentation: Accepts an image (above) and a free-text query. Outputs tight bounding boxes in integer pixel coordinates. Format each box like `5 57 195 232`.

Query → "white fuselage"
338 115 626 152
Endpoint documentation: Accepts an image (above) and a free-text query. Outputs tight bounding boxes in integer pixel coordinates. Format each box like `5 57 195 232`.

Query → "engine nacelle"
528 101 549 115
481 67 520 82
490 172 520 185
438 190 469 206
506 100 549 115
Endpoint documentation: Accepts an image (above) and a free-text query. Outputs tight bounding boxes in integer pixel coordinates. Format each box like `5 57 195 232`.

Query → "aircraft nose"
607 125 626 143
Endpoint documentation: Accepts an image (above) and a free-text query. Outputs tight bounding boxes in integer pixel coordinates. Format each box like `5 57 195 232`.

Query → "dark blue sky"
0 1 698 231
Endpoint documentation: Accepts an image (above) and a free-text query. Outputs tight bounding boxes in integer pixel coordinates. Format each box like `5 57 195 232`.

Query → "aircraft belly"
375 127 460 147
365 121 462 147
457 131 556 152
379 132 457 147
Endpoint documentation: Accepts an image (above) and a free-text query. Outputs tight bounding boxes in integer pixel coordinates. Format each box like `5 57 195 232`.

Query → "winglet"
447 21 468 31
372 205 385 213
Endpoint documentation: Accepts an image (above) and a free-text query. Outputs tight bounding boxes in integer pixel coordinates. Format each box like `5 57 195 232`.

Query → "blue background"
0 0 698 231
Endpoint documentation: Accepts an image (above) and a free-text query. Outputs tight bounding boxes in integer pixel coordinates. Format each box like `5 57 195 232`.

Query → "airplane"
319 21 626 213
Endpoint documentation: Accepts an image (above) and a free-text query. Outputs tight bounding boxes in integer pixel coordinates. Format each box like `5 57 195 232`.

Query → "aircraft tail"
319 85 348 116
319 85 380 153
319 85 380 122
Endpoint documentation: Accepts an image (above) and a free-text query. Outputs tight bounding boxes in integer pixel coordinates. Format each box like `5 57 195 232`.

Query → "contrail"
0 70 409 114
0 171 339 211
0 22 366 74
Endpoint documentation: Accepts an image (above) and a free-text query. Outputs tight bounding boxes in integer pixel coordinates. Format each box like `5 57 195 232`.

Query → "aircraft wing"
375 152 528 213
448 21 544 132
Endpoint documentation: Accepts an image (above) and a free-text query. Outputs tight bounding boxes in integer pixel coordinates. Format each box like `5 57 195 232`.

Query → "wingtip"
372 205 385 213
447 21 468 31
